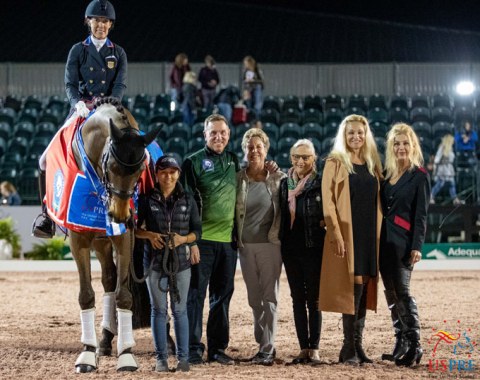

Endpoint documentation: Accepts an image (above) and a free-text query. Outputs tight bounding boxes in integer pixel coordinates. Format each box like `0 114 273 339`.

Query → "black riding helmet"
85 0 116 21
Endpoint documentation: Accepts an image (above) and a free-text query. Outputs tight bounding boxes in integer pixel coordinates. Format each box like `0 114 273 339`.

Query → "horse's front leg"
112 230 138 372
70 231 98 373
92 237 116 357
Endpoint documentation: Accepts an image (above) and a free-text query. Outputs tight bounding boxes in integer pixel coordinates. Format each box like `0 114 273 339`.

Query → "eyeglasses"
291 154 312 161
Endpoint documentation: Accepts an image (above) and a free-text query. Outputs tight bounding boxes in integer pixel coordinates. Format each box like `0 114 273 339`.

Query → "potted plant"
0 217 21 259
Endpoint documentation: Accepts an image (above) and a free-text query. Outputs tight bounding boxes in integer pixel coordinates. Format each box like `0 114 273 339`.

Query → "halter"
101 128 146 200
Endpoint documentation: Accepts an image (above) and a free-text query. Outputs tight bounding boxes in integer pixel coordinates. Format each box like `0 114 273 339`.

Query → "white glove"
75 101 90 118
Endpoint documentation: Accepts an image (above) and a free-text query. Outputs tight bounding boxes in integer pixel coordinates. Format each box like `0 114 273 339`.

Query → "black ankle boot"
354 285 373 363
32 169 55 238
382 290 408 361
395 296 423 367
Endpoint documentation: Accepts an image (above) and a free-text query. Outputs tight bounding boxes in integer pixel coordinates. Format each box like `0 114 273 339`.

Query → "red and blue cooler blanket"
45 115 162 235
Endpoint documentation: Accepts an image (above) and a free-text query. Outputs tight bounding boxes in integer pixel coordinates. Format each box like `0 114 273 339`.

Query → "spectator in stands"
236 128 285 365
380 123 430 367
135 155 201 373
279 139 324 365
320 114 383 365
430 134 462 205
213 85 241 123
455 121 478 167
181 71 198 127
0 181 22 206
181 114 239 365
170 53 191 109
34 0 126 238
198 55 220 111
242 56 264 119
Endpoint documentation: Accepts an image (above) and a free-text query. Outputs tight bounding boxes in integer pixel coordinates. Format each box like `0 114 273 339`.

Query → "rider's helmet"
85 0 116 21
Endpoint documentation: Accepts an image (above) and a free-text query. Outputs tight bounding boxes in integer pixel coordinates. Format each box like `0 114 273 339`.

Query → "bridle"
101 127 146 201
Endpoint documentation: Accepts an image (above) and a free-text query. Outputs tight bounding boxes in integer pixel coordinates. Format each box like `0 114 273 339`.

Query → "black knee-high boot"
382 290 408 361
32 169 55 238
339 283 363 365
354 285 373 363
395 296 423 367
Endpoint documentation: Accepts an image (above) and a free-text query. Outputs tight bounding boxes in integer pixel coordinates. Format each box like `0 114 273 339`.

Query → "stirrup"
32 213 55 238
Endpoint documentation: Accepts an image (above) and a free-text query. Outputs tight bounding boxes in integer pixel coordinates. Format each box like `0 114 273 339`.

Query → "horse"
58 98 160 372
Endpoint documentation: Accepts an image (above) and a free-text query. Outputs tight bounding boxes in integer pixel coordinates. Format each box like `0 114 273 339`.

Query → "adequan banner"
422 243 480 259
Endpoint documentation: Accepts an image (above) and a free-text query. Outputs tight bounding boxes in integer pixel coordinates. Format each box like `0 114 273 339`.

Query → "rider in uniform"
33 0 127 238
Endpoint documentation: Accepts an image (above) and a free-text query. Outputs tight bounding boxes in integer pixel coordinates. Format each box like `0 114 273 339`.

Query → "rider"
33 0 127 238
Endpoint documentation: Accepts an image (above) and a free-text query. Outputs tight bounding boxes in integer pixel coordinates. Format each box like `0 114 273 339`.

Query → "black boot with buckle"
354 284 373 363
339 283 363 365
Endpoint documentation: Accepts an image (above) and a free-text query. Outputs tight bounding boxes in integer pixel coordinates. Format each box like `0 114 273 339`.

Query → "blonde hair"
0 181 17 195
384 123 424 179
174 53 188 68
440 133 454 157
241 128 270 153
183 71 196 84
329 114 382 176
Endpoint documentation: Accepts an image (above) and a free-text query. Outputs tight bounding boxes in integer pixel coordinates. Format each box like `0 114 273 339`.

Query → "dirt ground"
0 270 479 380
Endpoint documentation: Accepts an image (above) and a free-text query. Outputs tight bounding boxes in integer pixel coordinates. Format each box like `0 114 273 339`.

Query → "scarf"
287 167 314 228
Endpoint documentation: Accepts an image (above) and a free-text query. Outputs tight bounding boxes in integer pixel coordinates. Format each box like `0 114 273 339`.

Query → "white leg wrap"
101 292 117 335
80 308 97 348
117 308 135 354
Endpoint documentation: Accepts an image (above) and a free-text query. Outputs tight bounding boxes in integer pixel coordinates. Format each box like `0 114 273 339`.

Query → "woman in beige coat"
319 114 383 365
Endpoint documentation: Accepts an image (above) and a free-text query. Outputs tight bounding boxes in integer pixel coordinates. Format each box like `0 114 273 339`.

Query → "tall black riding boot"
32 169 55 238
354 285 373 363
339 283 363 365
395 296 423 367
382 290 408 361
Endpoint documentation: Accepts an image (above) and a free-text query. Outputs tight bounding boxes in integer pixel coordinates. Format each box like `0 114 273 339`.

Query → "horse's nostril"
108 211 113 218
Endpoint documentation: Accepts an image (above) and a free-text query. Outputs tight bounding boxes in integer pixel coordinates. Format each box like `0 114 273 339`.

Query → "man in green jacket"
181 114 239 365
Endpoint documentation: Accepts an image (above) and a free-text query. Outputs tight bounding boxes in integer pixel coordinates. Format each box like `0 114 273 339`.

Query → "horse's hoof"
75 364 96 373
75 350 98 373
117 351 138 372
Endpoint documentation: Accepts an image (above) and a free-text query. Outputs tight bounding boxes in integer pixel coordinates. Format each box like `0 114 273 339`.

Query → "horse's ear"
142 124 162 147
109 118 123 143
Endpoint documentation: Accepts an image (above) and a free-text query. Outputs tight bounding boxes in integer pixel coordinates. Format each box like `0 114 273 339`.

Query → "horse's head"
103 118 160 223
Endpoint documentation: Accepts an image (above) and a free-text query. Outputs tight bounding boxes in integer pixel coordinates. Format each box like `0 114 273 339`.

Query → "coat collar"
386 166 419 196
83 36 114 67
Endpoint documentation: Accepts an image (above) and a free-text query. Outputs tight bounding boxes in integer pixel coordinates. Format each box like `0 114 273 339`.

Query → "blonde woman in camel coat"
319 114 383 365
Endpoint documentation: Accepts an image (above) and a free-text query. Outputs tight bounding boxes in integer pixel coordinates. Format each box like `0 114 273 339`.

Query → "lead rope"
158 233 180 303
129 224 153 283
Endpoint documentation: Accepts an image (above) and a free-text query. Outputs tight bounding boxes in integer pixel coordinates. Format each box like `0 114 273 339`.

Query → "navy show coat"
380 166 431 271
65 36 127 108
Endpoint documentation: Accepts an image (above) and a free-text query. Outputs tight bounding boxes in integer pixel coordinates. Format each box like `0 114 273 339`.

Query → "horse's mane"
88 97 138 131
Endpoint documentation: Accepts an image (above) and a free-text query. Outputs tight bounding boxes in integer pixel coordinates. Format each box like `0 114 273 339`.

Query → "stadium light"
456 81 475 96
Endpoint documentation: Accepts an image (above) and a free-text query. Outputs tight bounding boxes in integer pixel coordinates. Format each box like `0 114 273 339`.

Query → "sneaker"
32 216 55 238
251 350 275 366
155 359 169 372
453 198 464 206
176 360 190 372
429 198 435 205
208 350 234 365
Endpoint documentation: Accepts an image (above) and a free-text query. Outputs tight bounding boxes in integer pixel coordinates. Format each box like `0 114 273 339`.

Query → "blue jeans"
187 240 238 359
431 178 457 199
146 268 191 361
245 85 263 119
216 102 232 123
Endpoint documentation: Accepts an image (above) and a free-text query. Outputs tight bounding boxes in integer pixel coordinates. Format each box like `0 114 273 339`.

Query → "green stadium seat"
282 95 301 111
35 122 56 139
262 95 281 112
0 108 17 127
0 122 12 141
13 122 35 140
279 123 301 139
154 93 171 109
432 106 452 124
369 94 387 110
303 95 322 111
303 108 323 124
347 94 367 111
390 107 409 124
410 107 431 124
260 108 280 125
411 93 429 109
324 94 343 110
303 122 322 140
432 93 451 109
390 94 409 110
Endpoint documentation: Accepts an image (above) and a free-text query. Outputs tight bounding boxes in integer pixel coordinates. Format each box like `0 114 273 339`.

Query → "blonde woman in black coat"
380 123 430 367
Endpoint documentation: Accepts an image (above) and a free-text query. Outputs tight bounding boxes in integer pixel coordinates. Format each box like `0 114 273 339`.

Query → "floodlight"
456 81 475 96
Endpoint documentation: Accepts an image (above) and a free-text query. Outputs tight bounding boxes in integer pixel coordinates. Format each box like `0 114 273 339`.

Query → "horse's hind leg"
92 238 116 357
70 231 98 373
